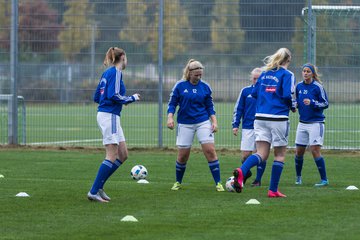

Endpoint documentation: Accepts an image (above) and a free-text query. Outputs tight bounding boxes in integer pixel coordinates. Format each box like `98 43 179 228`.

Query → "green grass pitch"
1 102 359 149
0 148 360 239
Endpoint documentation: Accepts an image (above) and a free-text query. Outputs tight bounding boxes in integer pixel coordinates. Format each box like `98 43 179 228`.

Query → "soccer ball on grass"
130 165 148 180
225 176 236 192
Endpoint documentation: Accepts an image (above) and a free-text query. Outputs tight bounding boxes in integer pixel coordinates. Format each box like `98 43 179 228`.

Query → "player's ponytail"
182 59 204 80
103 47 126 67
264 48 291 71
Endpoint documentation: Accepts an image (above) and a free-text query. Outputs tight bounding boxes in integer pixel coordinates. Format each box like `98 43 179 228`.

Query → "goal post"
302 5 360 64
0 95 26 144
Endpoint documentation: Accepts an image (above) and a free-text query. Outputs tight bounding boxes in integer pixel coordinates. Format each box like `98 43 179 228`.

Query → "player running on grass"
88 47 140 202
167 59 225 192
232 48 296 198
294 63 329 187
232 67 267 186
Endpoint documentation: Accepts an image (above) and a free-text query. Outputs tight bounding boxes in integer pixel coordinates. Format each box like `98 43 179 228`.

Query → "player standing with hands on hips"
232 48 296 198
88 47 140 202
294 63 329 187
167 59 225 192
232 67 267 186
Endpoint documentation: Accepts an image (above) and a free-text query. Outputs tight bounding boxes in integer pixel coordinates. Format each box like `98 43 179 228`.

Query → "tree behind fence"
0 0 359 149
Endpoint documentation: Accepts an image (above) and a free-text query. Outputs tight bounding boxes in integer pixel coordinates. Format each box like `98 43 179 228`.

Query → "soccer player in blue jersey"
167 59 224 192
232 48 296 198
294 63 329 187
88 47 140 202
232 67 267 186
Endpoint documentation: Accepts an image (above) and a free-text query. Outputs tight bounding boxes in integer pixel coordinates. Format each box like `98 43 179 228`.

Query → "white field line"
29 139 102 145
327 130 360 133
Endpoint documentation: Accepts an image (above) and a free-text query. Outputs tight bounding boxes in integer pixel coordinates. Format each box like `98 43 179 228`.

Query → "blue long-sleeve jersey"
93 66 136 116
232 85 256 129
167 79 216 124
296 80 328 123
252 67 295 119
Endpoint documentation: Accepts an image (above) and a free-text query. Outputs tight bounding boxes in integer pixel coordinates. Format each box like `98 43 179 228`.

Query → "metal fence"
0 0 359 149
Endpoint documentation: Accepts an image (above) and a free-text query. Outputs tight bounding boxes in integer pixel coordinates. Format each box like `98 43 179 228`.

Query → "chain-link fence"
0 0 359 149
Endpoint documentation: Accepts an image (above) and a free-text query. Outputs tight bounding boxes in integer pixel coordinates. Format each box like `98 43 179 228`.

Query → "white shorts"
254 119 290 147
176 120 214 148
240 129 256 151
97 112 125 145
295 122 325 146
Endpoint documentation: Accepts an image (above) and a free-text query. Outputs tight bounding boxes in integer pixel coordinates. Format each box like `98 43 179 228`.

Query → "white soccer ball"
226 176 236 192
130 165 148 180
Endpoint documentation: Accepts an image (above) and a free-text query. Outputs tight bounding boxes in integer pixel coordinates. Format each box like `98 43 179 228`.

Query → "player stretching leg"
233 48 296 197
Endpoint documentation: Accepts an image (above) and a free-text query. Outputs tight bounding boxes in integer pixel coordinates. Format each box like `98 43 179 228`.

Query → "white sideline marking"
327 130 360 133
29 139 102 145
54 128 81 131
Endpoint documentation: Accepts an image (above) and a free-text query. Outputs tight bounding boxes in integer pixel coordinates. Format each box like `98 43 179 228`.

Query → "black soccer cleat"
243 170 252 185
